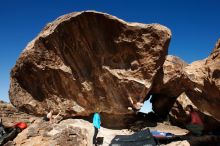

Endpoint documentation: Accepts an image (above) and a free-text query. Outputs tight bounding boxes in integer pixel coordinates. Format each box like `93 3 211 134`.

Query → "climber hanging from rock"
43 110 53 122
128 96 144 112
43 110 61 123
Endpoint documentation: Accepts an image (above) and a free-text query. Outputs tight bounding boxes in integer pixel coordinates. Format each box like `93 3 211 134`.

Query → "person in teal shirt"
93 112 101 145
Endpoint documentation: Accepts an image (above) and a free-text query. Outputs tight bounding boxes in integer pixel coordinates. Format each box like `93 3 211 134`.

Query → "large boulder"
184 39 220 121
150 39 220 122
151 55 188 97
150 55 187 117
9 11 171 120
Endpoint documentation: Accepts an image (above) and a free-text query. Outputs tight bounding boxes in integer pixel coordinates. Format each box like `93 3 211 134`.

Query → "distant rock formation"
9 11 171 125
0 100 37 127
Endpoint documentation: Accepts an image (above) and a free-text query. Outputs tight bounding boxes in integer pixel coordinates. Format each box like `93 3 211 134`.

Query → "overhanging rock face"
9 11 171 118
150 55 188 117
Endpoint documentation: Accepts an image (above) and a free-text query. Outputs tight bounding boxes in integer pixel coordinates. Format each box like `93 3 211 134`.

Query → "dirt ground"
97 122 189 146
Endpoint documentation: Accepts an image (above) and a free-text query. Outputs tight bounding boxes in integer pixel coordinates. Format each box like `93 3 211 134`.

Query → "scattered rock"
12 119 93 146
0 100 38 127
164 140 189 146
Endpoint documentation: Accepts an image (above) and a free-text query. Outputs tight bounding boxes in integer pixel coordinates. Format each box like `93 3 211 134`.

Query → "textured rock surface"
165 140 190 146
9 11 171 119
150 55 187 117
184 39 220 121
10 119 93 146
0 100 37 127
151 55 188 97
169 93 220 131
149 40 220 122
8 119 189 146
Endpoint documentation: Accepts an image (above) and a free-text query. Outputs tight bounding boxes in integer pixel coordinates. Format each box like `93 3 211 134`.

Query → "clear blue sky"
0 0 220 103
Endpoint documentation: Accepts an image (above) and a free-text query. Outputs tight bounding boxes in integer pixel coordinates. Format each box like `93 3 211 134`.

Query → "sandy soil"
97 122 188 146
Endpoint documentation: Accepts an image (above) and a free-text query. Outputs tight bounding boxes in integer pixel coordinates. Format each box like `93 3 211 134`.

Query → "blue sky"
0 0 220 104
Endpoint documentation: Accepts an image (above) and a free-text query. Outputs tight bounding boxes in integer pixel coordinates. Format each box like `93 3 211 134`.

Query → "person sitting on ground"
93 112 101 146
185 105 204 136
